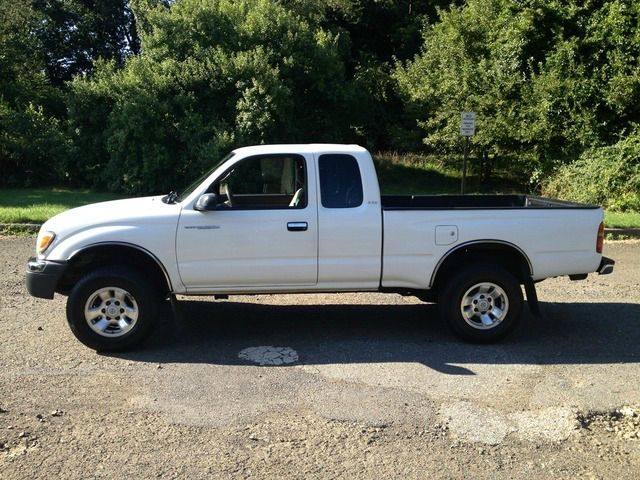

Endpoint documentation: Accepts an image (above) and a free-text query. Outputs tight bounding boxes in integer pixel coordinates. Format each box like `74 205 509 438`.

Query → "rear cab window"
318 154 363 208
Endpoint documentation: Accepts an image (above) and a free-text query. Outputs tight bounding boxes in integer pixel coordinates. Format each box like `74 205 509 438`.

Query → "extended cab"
26 144 614 350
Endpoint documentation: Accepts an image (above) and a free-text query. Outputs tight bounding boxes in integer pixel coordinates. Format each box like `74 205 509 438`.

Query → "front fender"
45 224 185 294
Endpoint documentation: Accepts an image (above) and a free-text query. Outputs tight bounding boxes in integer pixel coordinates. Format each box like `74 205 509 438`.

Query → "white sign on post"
460 112 476 136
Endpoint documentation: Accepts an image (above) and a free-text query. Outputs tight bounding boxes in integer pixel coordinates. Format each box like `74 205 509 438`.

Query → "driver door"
175 153 318 291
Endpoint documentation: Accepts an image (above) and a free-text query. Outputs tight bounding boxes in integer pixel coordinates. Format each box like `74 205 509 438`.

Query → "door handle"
287 222 308 232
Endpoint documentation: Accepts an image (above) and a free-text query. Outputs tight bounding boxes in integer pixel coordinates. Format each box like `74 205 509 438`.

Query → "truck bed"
381 194 598 210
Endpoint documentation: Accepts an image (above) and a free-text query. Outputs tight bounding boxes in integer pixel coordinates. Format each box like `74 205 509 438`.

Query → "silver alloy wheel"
460 282 509 330
84 287 139 337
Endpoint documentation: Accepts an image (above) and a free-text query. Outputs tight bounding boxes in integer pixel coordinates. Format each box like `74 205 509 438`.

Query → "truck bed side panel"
381 208 603 289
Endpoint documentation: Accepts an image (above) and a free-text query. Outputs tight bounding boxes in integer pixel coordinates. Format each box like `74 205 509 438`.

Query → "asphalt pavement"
1 237 639 478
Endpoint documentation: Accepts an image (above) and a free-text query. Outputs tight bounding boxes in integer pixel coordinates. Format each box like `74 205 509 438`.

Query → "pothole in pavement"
238 346 299 366
576 405 640 440
441 403 577 444
442 403 640 445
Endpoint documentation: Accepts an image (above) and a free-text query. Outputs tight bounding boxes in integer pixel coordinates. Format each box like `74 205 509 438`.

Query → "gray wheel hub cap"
460 282 509 330
84 287 139 337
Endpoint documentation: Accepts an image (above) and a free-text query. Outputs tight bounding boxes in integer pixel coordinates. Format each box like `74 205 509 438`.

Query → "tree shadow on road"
107 299 640 375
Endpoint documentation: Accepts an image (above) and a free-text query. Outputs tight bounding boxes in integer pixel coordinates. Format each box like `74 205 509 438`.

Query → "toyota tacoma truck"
26 144 614 351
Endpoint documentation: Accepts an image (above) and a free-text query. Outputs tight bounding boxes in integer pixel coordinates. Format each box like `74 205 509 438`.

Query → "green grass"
604 211 640 229
0 224 40 236
0 188 124 224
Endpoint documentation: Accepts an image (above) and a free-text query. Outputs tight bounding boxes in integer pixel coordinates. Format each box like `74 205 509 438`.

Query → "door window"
214 155 307 209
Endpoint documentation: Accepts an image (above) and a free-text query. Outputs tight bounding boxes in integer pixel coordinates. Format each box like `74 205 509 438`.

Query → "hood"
41 195 181 241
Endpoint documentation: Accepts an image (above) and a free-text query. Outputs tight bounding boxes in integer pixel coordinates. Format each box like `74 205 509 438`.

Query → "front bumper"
26 257 67 299
597 256 615 275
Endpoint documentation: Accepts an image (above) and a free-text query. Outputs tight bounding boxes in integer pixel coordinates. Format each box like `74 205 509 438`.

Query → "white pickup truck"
27 144 614 350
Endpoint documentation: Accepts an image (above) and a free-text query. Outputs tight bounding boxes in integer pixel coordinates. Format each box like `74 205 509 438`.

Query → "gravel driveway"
1 237 639 478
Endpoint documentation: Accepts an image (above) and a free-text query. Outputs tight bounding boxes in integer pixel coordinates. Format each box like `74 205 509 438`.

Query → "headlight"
36 231 56 255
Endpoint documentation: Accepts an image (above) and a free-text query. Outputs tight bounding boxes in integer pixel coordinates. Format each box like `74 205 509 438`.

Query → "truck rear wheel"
439 264 523 342
66 266 158 351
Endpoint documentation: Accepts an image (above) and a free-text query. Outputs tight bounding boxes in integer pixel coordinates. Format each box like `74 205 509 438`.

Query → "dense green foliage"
33 0 140 84
0 1 68 185
0 0 638 205
0 0 140 186
395 0 640 183
543 130 640 211
68 0 362 192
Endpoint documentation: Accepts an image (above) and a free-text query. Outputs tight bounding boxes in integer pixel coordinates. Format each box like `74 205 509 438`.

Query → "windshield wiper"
162 191 179 204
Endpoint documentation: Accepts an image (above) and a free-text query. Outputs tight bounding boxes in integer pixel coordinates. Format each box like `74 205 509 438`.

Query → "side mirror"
194 193 219 211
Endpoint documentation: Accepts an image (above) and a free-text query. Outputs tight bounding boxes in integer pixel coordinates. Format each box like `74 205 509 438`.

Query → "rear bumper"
569 256 614 281
26 257 67 299
597 256 615 275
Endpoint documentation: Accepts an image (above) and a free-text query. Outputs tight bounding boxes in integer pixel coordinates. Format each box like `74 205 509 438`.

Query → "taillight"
596 222 604 253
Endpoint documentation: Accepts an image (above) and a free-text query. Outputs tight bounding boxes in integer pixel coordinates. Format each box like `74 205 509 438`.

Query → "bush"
66 0 358 194
0 101 70 187
543 131 640 211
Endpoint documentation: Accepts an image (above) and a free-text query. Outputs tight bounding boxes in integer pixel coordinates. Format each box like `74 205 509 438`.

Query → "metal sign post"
460 112 476 194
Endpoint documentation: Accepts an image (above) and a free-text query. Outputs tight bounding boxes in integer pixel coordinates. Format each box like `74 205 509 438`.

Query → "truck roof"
232 144 368 156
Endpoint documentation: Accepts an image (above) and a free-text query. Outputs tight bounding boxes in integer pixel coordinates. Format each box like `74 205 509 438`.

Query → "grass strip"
0 188 124 224
604 211 640 229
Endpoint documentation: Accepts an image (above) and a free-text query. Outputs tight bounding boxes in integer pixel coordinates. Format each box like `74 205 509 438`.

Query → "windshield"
176 152 235 202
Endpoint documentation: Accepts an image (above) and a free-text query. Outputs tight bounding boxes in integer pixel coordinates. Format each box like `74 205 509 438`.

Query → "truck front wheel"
66 266 158 351
439 264 523 342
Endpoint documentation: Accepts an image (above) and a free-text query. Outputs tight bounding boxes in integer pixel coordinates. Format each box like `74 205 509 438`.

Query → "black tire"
439 263 523 343
66 266 159 352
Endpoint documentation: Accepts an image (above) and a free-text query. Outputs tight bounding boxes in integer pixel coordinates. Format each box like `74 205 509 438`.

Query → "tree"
394 0 539 178
394 0 640 179
524 0 640 161
282 0 461 150
32 0 141 84
68 0 358 193
0 0 69 185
